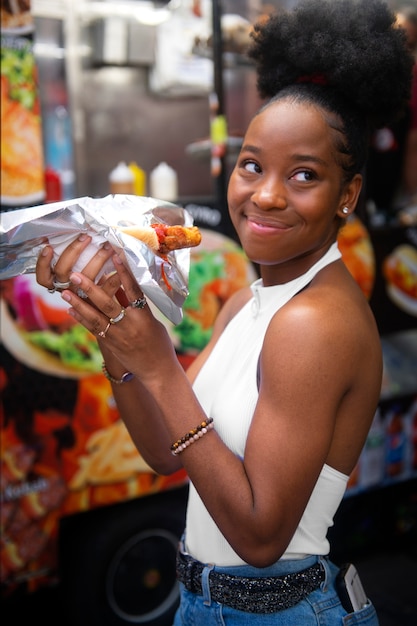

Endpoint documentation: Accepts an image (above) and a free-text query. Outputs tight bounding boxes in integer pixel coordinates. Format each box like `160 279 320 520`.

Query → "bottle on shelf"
129 162 147 196
109 162 135 195
44 166 62 203
149 162 178 202
44 104 76 200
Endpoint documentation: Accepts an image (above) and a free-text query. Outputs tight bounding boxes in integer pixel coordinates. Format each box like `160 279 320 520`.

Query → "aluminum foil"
0 194 196 325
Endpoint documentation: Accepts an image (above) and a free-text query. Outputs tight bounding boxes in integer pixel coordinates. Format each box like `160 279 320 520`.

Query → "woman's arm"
36 237 184 474
35 235 239 476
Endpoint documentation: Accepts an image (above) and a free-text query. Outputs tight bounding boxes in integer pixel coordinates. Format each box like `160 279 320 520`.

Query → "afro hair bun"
248 0 414 127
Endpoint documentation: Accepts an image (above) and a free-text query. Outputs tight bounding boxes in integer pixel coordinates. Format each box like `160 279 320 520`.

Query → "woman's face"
227 99 361 283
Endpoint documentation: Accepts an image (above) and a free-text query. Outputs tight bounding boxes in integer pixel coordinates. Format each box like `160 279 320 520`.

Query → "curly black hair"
249 0 412 125
248 0 414 179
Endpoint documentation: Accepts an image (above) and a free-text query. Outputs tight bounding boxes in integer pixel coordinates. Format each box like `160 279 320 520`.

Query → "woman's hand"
36 234 120 299
65 254 178 384
36 234 178 385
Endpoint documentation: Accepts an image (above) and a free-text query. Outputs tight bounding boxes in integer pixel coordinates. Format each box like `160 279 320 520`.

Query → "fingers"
62 287 111 338
37 239 148 335
66 255 148 338
36 234 93 291
36 244 55 288
113 254 147 307
62 271 145 346
36 234 118 297
51 234 94 285
81 241 114 282
69 272 127 321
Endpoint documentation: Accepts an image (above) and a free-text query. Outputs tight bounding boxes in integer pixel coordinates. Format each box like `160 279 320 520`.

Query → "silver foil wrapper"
0 194 196 325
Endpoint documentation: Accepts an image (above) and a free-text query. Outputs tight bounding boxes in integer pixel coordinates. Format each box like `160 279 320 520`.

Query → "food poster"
336 216 417 333
1 2 46 209
0 284 186 591
367 225 417 336
337 214 376 301
0 229 255 590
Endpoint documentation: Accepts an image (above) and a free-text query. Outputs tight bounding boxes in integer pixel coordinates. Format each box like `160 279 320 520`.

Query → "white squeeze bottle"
150 162 178 202
109 161 134 195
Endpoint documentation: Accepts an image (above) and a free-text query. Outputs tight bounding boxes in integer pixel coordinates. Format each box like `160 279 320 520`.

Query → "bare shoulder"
272 261 379 346
261 260 382 400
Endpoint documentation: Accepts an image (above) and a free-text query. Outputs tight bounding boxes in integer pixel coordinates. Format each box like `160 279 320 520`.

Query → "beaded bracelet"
102 361 134 385
170 417 214 456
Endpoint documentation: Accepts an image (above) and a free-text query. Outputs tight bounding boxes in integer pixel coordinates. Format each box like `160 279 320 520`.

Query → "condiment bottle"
109 162 134 195
44 166 62 203
129 162 147 196
149 162 178 202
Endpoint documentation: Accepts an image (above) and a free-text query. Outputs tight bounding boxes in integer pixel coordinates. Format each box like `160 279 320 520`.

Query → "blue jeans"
172 554 379 625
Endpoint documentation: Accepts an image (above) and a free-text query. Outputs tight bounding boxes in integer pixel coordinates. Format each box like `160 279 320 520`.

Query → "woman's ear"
337 174 363 219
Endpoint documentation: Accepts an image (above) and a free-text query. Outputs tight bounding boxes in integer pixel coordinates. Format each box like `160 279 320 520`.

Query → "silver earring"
342 207 349 215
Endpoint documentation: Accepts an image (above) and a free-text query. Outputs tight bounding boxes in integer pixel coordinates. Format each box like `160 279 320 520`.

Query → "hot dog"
119 223 202 256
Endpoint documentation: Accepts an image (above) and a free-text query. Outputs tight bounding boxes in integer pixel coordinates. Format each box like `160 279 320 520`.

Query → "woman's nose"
251 178 287 210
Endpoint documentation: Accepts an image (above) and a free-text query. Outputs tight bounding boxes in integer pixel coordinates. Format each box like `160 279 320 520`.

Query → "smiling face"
227 99 362 284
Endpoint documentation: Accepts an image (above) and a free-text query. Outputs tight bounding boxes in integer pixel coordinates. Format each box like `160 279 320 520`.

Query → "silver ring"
98 322 111 338
77 288 88 299
53 278 72 290
130 297 147 309
109 308 126 324
47 287 56 294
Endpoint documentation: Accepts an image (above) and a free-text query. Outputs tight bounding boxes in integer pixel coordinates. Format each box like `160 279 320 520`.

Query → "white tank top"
186 243 349 565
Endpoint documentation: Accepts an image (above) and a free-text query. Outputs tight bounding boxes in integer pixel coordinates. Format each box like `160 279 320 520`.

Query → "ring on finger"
53 277 72 290
77 288 88 299
98 322 111 338
130 296 146 309
109 308 126 324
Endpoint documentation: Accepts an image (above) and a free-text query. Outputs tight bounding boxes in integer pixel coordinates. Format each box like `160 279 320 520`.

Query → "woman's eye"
242 160 261 174
291 170 315 182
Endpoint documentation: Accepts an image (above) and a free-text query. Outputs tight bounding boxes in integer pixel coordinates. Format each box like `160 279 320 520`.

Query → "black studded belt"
176 549 325 614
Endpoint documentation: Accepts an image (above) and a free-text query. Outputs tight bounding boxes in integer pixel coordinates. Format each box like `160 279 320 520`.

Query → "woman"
36 1 413 623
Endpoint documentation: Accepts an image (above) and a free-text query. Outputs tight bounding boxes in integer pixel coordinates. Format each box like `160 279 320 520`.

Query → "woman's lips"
247 217 291 235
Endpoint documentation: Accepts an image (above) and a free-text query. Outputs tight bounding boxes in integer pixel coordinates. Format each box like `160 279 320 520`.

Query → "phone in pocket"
336 563 368 612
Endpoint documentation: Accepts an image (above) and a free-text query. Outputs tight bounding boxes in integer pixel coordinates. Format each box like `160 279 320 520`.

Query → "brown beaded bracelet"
170 417 214 456
102 362 134 385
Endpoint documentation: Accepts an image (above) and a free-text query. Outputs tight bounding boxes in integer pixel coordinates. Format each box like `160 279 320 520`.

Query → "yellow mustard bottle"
129 162 147 196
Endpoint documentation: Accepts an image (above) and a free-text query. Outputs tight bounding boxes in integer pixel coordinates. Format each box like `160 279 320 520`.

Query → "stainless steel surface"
32 1 267 205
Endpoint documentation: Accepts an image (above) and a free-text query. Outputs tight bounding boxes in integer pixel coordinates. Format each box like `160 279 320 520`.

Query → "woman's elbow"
142 453 183 477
